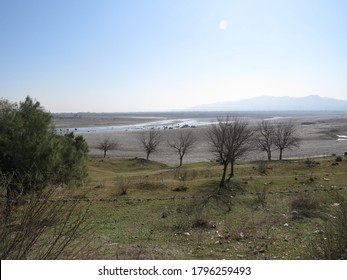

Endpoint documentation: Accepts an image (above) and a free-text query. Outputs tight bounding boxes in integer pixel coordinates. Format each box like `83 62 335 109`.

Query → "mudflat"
53 112 347 165
53 113 165 128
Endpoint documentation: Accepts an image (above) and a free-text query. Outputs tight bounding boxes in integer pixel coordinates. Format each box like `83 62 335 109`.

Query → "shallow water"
57 118 215 133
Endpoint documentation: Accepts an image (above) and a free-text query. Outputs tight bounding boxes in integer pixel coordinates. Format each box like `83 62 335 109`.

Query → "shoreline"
53 112 347 165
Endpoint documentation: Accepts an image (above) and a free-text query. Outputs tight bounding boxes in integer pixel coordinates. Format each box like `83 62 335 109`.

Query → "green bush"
335 156 343 162
0 97 88 201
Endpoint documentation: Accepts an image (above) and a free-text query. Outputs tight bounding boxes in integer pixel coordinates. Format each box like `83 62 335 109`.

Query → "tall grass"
0 180 92 259
312 193 347 259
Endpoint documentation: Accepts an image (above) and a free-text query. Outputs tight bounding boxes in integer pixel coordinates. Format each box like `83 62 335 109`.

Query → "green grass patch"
4 155 347 259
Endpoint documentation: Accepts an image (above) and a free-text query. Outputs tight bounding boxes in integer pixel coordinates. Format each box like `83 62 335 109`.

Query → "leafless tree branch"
97 135 119 158
272 121 300 160
206 115 254 188
139 130 162 160
255 120 275 160
168 131 197 166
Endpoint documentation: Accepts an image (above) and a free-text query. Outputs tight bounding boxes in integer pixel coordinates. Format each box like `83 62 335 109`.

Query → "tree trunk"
228 160 235 180
103 149 107 158
279 149 283 160
219 163 228 188
179 151 185 167
267 150 272 161
146 151 150 161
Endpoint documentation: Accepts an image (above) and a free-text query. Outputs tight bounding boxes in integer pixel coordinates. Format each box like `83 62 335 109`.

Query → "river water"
57 118 215 134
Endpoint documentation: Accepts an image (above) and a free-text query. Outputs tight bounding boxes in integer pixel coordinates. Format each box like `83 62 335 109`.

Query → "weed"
172 185 188 192
312 194 347 259
253 185 268 209
174 167 188 181
335 156 343 162
257 161 268 175
290 194 322 220
0 187 91 259
134 177 165 190
116 177 130 196
191 211 215 230
303 158 320 168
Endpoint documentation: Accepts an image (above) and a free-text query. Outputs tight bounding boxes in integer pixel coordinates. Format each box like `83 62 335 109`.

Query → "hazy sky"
1 0 347 112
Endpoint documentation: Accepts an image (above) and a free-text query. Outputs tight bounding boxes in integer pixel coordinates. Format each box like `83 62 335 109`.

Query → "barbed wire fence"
2 186 347 204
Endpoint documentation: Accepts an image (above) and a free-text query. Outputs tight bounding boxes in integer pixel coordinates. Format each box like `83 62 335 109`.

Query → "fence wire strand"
2 186 347 204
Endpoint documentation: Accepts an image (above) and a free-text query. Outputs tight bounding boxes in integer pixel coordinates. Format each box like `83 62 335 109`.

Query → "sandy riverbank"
53 112 347 165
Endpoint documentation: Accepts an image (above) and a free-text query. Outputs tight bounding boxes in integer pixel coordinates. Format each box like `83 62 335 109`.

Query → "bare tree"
225 117 254 180
272 121 300 160
97 136 118 158
255 120 275 160
207 116 254 188
206 117 230 188
168 131 197 166
139 130 162 160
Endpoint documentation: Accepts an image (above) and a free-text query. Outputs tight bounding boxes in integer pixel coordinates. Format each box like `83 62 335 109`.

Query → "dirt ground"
53 112 347 165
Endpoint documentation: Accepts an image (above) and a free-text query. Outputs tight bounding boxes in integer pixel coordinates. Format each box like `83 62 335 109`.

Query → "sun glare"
219 20 228 30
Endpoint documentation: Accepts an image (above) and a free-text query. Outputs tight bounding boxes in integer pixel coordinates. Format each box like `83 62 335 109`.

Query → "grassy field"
3 155 347 259
48 154 346 260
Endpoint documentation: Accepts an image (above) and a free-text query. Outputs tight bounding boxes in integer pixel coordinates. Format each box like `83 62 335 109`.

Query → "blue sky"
1 0 347 112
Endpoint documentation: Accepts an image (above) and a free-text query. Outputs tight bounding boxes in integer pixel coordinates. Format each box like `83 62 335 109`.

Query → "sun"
219 20 228 30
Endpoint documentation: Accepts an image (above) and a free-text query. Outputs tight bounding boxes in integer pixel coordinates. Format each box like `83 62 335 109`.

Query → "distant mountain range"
187 95 347 111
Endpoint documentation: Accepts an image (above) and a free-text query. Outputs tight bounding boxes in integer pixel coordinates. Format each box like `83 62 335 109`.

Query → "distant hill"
188 95 347 111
